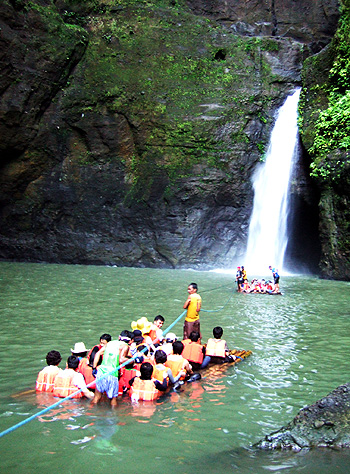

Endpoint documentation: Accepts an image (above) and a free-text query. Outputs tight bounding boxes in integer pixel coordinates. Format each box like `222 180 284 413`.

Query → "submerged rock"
256 384 350 450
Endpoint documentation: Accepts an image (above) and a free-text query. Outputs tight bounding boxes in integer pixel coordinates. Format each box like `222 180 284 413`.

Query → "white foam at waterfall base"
244 88 301 276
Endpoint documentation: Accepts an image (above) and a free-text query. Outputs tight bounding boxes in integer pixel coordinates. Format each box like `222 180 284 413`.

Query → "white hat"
165 332 177 342
71 342 88 353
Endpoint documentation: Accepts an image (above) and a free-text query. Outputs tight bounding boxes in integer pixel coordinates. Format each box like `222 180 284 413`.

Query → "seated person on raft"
36 350 62 392
181 331 205 371
158 332 177 356
53 355 94 399
148 315 165 345
129 362 168 402
201 326 235 368
128 330 147 357
153 350 185 385
165 341 193 380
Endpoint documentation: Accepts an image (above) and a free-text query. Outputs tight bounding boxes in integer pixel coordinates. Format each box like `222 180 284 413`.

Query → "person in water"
129 362 168 402
93 339 130 406
53 355 94 399
89 333 112 374
71 342 95 388
183 282 202 341
36 350 62 392
241 266 247 281
201 326 235 368
269 266 280 293
236 267 243 292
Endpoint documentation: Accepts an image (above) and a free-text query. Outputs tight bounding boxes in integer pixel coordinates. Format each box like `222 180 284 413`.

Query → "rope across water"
0 286 235 439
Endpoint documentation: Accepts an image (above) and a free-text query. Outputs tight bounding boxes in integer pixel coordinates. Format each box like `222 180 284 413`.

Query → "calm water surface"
0 262 350 474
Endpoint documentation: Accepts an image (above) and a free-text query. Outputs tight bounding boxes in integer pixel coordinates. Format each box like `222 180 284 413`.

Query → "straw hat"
71 342 88 353
131 317 152 335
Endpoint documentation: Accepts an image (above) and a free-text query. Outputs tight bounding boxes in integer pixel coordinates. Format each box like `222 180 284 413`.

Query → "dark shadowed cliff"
0 0 347 278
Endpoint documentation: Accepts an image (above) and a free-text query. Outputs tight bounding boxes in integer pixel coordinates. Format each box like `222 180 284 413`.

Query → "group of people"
236 265 281 294
36 283 236 406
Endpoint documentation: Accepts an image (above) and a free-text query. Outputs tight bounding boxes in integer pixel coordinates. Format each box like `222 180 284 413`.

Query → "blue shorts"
95 373 119 399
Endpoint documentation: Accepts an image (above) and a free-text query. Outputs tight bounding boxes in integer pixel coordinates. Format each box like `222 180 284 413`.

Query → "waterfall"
244 88 301 276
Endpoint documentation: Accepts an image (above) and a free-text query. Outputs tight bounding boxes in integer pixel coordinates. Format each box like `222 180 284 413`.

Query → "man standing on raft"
183 282 202 342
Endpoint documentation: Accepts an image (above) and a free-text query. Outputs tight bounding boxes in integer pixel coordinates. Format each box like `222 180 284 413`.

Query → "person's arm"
167 368 185 384
154 378 168 392
183 295 191 309
73 372 94 399
119 344 132 365
196 298 201 312
184 360 193 375
93 346 105 369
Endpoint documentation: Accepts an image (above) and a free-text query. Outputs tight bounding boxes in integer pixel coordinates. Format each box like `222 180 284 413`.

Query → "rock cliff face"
186 0 340 52
0 0 343 273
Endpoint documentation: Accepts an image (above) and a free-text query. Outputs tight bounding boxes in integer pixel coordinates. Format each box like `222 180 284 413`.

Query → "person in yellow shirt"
183 282 202 341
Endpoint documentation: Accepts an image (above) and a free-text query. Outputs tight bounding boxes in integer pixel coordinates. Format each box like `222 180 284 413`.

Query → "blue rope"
200 290 235 313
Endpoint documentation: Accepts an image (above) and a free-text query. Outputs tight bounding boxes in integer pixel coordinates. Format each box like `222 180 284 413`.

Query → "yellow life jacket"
130 378 160 401
152 365 169 382
165 355 186 379
206 338 226 358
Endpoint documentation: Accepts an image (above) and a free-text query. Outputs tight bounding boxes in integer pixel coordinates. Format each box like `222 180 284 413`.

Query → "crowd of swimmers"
236 265 281 294
36 314 237 406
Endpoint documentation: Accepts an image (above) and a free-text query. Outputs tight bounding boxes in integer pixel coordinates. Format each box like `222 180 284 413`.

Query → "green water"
1 262 350 474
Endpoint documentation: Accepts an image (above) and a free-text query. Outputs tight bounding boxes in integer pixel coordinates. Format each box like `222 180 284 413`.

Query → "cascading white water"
244 88 301 275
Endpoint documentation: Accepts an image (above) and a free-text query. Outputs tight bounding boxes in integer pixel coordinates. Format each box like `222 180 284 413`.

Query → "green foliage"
306 2 350 183
59 1 280 200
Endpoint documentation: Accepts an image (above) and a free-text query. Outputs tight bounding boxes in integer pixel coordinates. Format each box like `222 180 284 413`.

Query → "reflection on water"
1 262 350 474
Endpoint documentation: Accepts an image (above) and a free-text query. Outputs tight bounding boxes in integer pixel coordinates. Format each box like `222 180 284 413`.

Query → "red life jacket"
119 367 139 395
78 358 96 389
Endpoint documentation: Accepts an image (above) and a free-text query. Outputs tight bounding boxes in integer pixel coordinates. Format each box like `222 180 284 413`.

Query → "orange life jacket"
36 366 61 392
152 365 169 382
148 328 160 344
78 358 96 388
130 377 160 401
53 369 83 398
165 355 186 379
182 340 204 364
206 338 226 358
